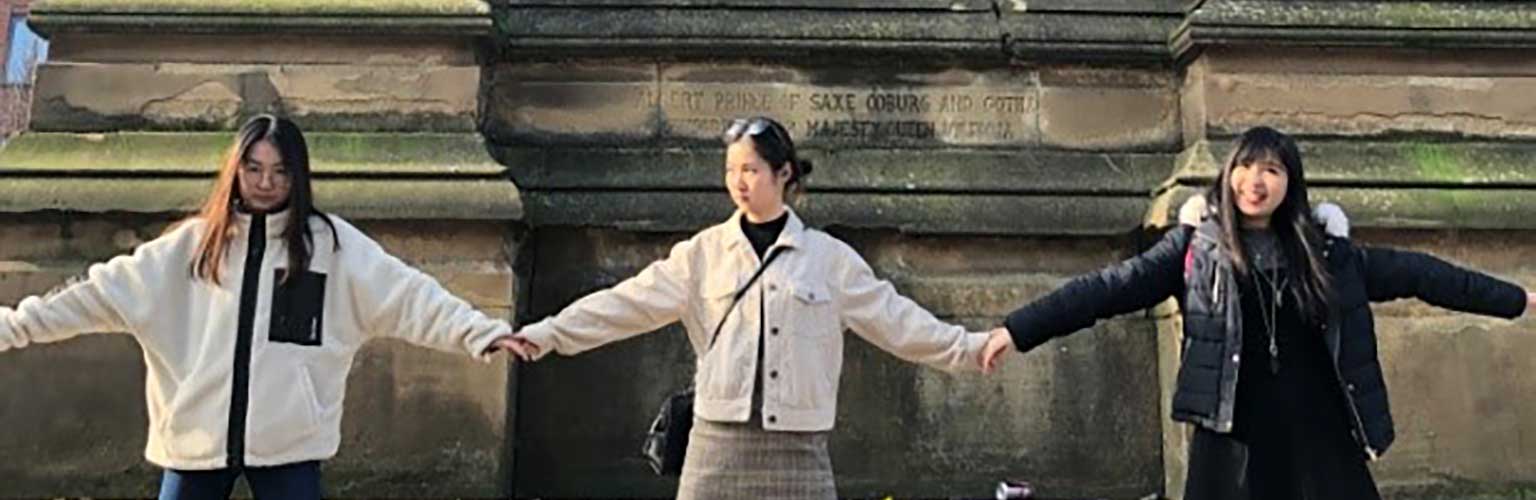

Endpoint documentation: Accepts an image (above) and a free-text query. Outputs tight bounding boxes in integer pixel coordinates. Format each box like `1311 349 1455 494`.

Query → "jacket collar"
725 206 806 254
233 207 292 241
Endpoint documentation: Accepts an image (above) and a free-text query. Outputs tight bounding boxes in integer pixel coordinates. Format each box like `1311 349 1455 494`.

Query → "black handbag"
642 247 786 476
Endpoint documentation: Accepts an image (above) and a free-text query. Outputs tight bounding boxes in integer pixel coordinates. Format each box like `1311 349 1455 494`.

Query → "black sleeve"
1361 246 1527 319
1004 226 1191 353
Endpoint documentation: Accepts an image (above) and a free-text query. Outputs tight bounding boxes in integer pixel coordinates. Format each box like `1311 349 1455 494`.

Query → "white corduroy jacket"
0 210 509 470
520 209 987 432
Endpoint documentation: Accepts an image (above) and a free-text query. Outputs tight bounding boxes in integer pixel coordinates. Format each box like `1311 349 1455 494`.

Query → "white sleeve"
0 226 187 351
517 238 694 360
345 231 511 361
834 244 985 373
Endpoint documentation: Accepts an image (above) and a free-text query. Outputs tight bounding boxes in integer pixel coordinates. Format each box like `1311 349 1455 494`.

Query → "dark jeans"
158 461 321 500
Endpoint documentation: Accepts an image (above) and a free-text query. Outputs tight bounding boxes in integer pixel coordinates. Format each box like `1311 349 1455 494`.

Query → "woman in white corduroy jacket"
0 115 520 500
501 116 1007 500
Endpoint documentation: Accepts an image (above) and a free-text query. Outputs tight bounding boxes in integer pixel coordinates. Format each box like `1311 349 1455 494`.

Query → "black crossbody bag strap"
641 246 789 477
706 246 787 351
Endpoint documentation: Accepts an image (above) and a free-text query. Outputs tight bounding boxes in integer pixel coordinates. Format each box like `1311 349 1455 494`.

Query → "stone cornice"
30 0 492 36
0 132 521 219
494 2 1189 63
1186 1 1536 50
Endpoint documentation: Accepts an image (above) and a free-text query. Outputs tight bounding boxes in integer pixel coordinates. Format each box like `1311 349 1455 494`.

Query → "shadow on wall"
2 3 48 140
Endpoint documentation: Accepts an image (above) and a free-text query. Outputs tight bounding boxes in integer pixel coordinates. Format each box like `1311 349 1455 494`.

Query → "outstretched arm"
835 244 988 374
1001 227 1191 354
348 235 513 361
1361 246 1528 319
0 225 190 351
513 239 695 361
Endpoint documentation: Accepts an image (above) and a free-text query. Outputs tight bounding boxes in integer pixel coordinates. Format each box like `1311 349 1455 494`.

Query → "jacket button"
770 370 779 379
1347 384 1356 392
769 284 778 292
1231 354 1240 364
771 327 780 335
767 415 777 424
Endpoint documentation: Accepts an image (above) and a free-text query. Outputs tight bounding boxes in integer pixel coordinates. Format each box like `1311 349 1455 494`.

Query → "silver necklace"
1251 251 1286 374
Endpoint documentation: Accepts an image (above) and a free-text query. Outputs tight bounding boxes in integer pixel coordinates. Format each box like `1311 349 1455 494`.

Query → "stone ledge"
1152 139 1536 230
1169 140 1536 187
36 0 489 16
0 132 519 219
31 0 491 36
494 0 992 9
1 132 506 176
0 177 522 220
496 7 1003 61
1151 184 1536 231
494 4 1187 62
493 0 1189 13
1188 1 1536 49
1002 12 1185 63
1013 0 1194 14
30 63 481 133
1194 1 1536 30
494 147 1171 195
522 190 1149 235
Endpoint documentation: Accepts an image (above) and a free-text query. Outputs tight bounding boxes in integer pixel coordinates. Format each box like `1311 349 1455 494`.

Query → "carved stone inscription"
659 82 1038 146
494 63 1041 146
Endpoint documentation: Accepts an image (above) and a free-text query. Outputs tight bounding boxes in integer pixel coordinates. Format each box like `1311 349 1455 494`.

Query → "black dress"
1185 234 1381 500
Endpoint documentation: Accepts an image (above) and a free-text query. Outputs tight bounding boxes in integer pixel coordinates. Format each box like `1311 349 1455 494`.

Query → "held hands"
979 327 1014 374
489 332 542 362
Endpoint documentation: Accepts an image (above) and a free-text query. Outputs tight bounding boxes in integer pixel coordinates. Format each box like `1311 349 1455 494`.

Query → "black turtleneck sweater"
739 212 787 416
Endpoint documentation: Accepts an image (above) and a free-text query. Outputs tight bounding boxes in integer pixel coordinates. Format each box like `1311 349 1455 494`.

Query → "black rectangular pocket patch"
271 269 327 346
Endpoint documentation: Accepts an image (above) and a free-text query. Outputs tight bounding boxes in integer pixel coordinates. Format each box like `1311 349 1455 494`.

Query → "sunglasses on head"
721 117 789 146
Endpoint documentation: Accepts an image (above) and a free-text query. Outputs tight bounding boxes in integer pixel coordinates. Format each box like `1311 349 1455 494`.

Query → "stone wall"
3 0 1536 499
0 84 27 137
1157 4 1536 498
0 216 515 497
0 0 520 497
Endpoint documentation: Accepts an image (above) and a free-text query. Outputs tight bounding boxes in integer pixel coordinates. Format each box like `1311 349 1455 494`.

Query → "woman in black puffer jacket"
978 126 1534 500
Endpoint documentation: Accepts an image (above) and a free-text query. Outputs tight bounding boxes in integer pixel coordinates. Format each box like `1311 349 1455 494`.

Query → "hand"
1527 292 1536 315
979 327 1014 374
491 333 542 362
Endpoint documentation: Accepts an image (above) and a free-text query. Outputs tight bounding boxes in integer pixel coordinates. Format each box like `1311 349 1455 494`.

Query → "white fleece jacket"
0 210 510 470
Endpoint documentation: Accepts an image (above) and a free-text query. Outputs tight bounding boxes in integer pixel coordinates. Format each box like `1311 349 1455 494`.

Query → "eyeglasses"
721 117 790 146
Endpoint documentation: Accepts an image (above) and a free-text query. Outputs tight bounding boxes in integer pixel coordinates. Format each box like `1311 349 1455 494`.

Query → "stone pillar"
1 2 12 70
491 1 1183 498
0 1 519 497
1158 2 1536 498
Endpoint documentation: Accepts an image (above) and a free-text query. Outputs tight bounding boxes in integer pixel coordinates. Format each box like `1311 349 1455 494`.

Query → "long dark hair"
188 115 336 285
1207 126 1333 323
721 116 815 201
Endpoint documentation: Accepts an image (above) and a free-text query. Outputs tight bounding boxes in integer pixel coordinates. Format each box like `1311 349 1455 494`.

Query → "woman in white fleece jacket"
0 115 518 500
499 116 1005 500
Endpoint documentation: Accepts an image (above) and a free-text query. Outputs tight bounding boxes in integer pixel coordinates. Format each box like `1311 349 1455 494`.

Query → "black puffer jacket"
1005 220 1527 457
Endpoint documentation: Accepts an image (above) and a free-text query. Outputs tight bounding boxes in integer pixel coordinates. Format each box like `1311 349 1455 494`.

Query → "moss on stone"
1178 140 1536 186
0 132 504 175
0 177 521 219
1411 143 1464 183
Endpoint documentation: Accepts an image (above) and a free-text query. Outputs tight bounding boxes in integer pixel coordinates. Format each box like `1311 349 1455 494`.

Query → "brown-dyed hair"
188 115 337 285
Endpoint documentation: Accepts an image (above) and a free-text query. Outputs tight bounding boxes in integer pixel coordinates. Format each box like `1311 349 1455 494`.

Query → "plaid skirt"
676 414 836 500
